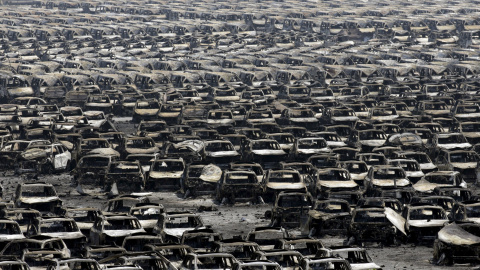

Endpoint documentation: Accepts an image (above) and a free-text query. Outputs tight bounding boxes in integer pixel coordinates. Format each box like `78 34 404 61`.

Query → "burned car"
132 99 161 123
290 137 331 160
305 199 352 237
241 139 287 166
269 191 313 228
364 165 411 196
129 203 165 233
183 163 222 197
153 211 204 243
147 158 185 190
434 150 480 184
348 206 401 246
71 154 113 186
180 228 223 252
90 214 145 246
105 161 146 192
450 200 480 223
434 222 480 265
0 218 25 250
329 247 382 270
118 137 160 159
14 182 62 213
61 207 101 236
300 257 352 270
216 170 263 205
401 203 449 244
262 169 307 202
179 252 238 270
203 140 241 164
245 226 289 250
315 168 362 204
27 216 87 253
14 143 72 175
212 239 260 261
413 171 467 194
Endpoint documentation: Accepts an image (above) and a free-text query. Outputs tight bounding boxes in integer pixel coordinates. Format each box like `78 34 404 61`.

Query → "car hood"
0 234 25 241
207 151 239 157
350 172 367 180
134 109 159 115
351 262 383 270
150 171 184 179
207 119 234 124
456 113 480 118
408 219 448 228
290 117 318 123
319 180 358 188
103 229 145 238
413 179 451 193
406 171 425 178
139 220 157 228
199 164 222 183
19 196 60 204
164 228 196 237
126 147 159 154
87 148 120 157
41 231 85 239
419 163 437 170
86 119 106 128
438 223 480 245
327 141 347 148
451 162 477 169
331 116 359 121
438 143 472 150
267 182 306 190
308 210 350 220
465 218 480 224
297 148 330 155
372 178 410 187
371 115 399 121
359 140 385 147
252 150 286 156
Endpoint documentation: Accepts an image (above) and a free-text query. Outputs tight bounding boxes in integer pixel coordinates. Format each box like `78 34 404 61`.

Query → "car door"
57 145 71 169
53 146 64 170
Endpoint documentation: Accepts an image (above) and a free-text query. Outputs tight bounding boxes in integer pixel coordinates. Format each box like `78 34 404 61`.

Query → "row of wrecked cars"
0 184 386 270
3 180 480 269
2 0 480 268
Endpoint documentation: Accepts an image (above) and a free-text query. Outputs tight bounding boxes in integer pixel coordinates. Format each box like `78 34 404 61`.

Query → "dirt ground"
1 119 474 269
